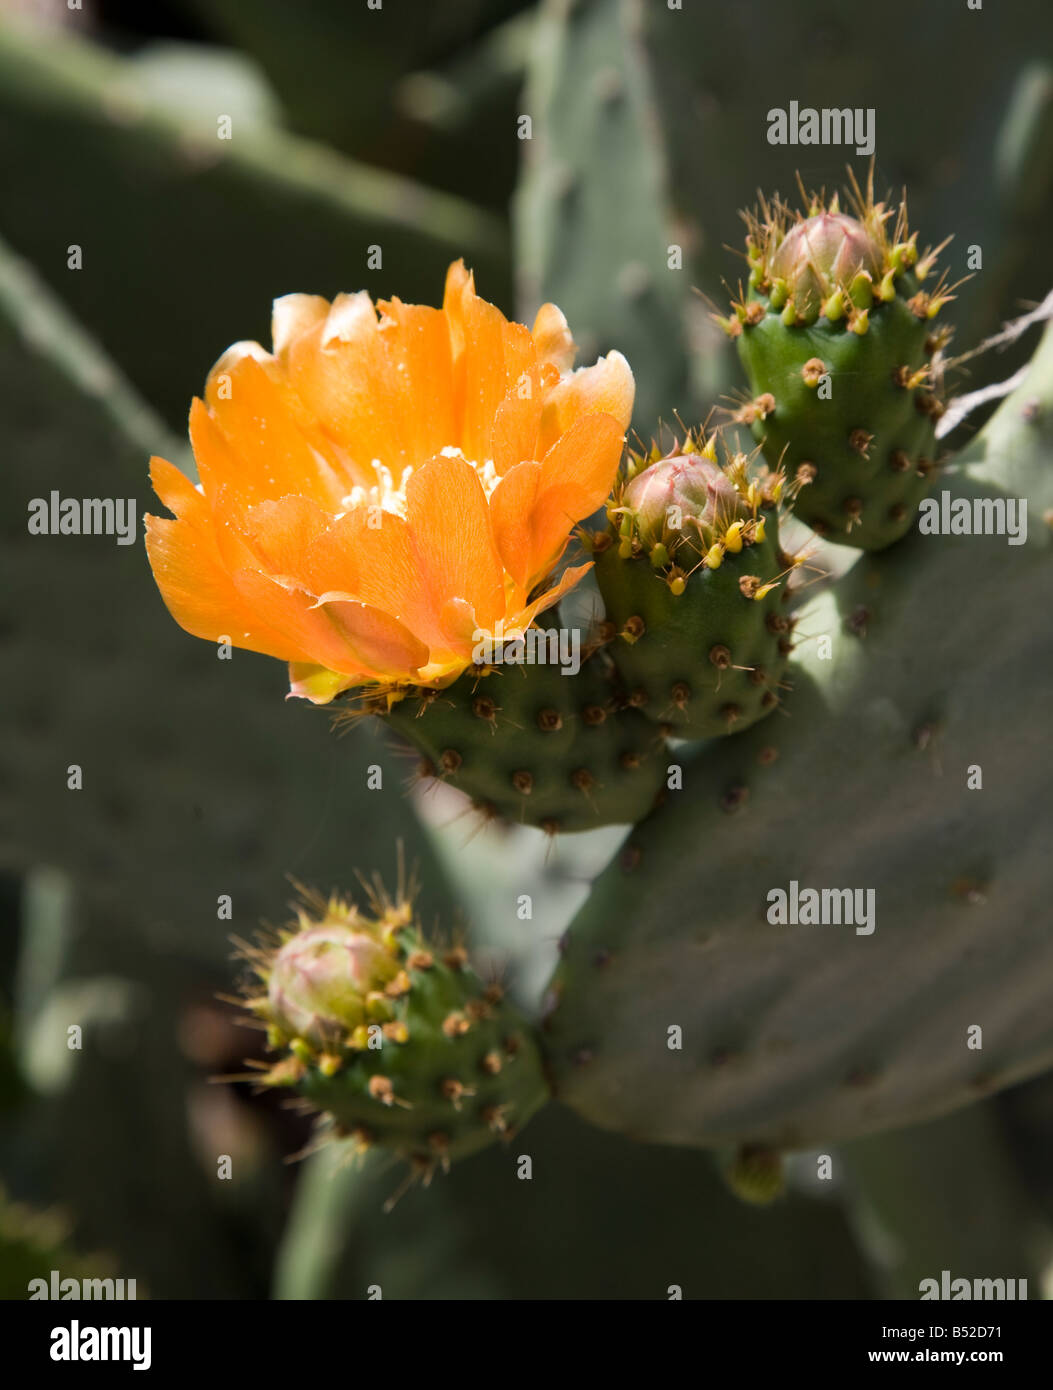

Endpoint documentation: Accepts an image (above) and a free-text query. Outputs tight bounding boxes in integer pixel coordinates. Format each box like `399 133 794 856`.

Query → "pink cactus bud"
621 454 744 549
267 924 399 1048
771 213 882 317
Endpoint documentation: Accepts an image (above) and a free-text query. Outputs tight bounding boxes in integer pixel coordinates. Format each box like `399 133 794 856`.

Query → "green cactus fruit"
241 888 548 1183
724 168 956 550
590 433 797 738
371 650 667 834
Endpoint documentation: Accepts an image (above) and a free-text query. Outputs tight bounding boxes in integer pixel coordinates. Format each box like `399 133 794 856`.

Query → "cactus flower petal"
144 512 306 661
490 412 626 591
537 349 634 457
145 261 632 700
531 301 576 373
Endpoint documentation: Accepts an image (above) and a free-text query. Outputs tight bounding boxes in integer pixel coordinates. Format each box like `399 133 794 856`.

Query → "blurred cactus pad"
2 0 1053 1303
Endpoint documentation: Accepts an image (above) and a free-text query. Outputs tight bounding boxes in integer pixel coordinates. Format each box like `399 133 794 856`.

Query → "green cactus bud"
242 889 548 1180
728 168 956 550
594 433 796 739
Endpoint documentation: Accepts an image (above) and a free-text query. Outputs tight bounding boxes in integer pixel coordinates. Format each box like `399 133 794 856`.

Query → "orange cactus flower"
145 261 633 703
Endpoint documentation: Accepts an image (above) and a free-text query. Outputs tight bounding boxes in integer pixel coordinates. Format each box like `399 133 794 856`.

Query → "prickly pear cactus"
590 433 796 737
725 171 954 549
130 187 1053 1185
241 887 548 1177
10 0 1053 1307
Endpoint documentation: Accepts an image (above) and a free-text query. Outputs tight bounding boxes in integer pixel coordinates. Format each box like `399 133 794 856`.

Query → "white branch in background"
937 364 1030 438
937 287 1053 438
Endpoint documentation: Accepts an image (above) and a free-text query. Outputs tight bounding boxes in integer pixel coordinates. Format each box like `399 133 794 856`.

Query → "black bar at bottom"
1 1296 1046 1375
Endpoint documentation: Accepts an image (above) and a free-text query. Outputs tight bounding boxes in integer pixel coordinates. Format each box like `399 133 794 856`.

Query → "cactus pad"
373 652 667 833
